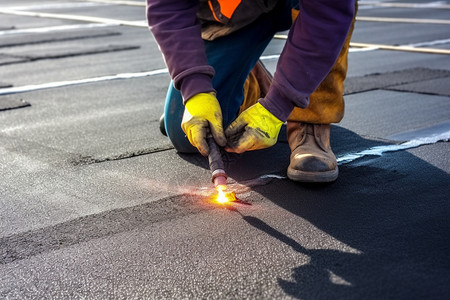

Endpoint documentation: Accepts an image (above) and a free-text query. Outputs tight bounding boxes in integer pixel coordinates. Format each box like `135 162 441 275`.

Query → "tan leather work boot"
287 121 338 183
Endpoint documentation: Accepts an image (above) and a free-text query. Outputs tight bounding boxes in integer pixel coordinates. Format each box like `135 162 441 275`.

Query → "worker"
147 0 357 183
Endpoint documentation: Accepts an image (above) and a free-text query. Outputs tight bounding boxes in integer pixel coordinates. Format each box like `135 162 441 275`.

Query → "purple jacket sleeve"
259 0 355 121
146 0 215 102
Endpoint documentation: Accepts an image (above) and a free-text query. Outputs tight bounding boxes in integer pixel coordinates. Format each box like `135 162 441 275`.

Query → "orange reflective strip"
217 0 242 19
208 0 221 22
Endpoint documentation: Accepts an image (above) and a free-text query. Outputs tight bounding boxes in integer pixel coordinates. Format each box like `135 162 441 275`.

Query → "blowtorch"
206 136 243 204
206 136 227 188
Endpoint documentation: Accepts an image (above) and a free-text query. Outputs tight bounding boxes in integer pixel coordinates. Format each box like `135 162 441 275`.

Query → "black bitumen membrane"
387 76 450 97
0 30 122 48
344 67 450 95
1 0 449 299
0 81 13 89
0 44 141 66
0 98 30 111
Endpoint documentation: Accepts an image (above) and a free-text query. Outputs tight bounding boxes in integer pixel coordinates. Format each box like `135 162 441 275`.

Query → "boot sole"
287 166 339 183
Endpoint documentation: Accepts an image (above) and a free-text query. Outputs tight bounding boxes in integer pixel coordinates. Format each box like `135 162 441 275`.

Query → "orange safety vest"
199 0 278 40
207 0 242 23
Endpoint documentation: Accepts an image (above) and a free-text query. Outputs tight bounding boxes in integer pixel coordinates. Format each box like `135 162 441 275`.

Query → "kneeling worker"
147 0 357 182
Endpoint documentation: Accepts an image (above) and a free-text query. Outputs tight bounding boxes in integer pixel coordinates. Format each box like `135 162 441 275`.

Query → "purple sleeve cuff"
259 83 309 122
172 65 216 102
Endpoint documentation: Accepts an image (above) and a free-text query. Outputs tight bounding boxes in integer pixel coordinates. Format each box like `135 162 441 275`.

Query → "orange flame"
215 185 235 203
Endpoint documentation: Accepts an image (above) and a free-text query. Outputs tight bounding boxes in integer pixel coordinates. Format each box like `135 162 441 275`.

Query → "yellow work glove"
181 92 226 156
225 102 283 154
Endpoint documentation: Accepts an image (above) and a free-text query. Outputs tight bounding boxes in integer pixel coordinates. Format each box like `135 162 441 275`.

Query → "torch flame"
216 185 231 203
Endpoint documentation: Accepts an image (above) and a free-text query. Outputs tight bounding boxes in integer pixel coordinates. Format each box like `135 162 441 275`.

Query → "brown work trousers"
241 5 357 124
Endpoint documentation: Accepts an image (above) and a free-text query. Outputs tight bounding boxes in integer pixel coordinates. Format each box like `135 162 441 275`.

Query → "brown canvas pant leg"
288 4 357 124
239 60 272 115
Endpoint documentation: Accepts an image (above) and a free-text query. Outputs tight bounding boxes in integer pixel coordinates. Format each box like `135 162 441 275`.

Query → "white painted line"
260 54 280 60
349 47 379 53
0 23 116 36
351 39 450 54
0 68 168 96
359 1 450 10
356 16 450 25
406 38 450 48
274 34 450 55
0 8 148 28
83 0 145 7
5 2 110 11
350 42 450 55
337 131 450 164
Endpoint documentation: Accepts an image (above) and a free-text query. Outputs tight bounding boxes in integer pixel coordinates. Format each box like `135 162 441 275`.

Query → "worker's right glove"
225 102 283 154
181 92 227 156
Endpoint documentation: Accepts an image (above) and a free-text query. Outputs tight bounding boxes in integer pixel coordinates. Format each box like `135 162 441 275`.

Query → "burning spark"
215 185 235 204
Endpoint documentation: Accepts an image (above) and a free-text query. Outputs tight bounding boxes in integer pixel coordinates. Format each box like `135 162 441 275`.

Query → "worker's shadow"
234 212 359 299
222 125 450 299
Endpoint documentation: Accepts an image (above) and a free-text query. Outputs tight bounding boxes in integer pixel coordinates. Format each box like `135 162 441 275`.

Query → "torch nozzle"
206 137 240 204
212 170 227 188
207 137 227 188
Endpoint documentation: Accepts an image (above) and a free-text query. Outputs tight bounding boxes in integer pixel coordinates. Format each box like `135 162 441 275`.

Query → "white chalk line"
0 68 168 96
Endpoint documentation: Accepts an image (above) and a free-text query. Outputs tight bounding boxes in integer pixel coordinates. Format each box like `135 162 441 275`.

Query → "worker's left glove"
181 92 227 156
225 102 283 154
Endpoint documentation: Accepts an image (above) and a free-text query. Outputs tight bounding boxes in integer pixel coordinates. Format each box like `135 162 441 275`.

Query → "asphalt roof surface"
1 0 449 299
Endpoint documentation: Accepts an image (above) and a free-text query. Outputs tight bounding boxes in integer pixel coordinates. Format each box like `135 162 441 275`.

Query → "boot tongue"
313 124 331 152
287 122 307 151
305 124 314 135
